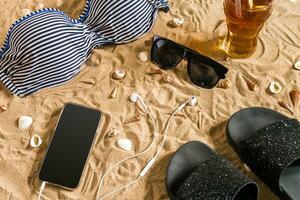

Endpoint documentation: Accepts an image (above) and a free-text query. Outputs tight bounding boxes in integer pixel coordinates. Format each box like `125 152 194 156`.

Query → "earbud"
176 96 198 111
130 92 140 103
188 96 197 106
129 92 150 114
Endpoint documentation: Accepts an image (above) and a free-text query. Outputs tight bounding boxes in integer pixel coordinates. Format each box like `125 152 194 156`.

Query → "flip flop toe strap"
176 155 256 200
240 119 300 193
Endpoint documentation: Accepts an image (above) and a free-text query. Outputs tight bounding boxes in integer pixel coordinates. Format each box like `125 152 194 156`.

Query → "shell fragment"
111 69 126 80
117 139 132 151
30 135 42 148
268 81 282 94
0 105 7 113
138 52 148 62
18 116 33 130
294 60 300 70
168 17 184 27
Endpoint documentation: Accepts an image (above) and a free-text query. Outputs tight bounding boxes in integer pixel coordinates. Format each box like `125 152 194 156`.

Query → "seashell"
197 111 203 129
290 89 300 107
21 138 27 144
278 100 294 115
21 8 31 16
106 128 118 137
216 79 230 89
36 3 44 9
30 135 42 148
117 139 132 151
18 116 33 130
294 60 300 70
244 164 251 172
109 86 118 99
111 69 126 80
123 114 141 124
147 67 163 75
138 51 148 62
163 75 173 83
168 17 184 28
268 81 282 94
82 79 95 85
0 105 7 113
56 0 64 7
243 76 257 91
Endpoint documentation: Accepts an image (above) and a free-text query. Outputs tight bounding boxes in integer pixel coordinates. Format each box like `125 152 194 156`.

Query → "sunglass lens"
188 57 220 88
151 39 184 69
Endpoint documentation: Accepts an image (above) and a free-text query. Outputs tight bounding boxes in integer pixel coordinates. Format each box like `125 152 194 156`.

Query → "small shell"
82 79 95 85
117 139 132 151
56 0 64 7
197 111 203 129
123 115 141 124
18 116 33 130
147 67 163 75
111 69 126 80
21 8 31 16
290 89 300 107
243 76 257 91
278 101 294 115
0 105 7 113
109 86 118 99
168 17 184 28
163 75 173 83
216 80 230 89
106 129 118 137
294 60 300 70
138 51 148 62
36 3 44 9
30 135 42 148
244 164 251 172
268 81 282 94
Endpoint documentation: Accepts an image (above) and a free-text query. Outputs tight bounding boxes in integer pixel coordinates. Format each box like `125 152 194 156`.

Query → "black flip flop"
166 141 258 200
227 107 300 200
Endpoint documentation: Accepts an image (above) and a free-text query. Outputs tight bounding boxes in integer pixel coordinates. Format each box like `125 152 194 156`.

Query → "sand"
0 0 299 199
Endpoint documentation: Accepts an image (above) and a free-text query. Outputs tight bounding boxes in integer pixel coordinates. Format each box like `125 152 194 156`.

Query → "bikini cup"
0 0 169 97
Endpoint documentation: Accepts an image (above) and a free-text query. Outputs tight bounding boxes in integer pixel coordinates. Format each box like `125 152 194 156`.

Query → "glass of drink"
223 0 274 58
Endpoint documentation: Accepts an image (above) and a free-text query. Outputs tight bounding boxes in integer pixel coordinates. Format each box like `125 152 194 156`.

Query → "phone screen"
39 103 101 189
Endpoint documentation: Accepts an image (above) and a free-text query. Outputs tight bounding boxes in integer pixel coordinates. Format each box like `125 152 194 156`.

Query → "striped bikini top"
0 0 169 97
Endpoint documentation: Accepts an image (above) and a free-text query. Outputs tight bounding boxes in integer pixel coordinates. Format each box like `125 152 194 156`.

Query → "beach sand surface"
0 0 299 199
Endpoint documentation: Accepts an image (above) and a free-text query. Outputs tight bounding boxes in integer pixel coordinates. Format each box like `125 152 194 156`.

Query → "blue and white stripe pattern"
0 0 169 97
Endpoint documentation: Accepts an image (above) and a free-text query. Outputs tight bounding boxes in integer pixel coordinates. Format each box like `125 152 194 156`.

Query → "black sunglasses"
150 35 228 89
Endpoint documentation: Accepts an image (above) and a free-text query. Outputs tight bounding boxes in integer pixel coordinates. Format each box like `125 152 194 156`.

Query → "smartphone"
39 103 102 189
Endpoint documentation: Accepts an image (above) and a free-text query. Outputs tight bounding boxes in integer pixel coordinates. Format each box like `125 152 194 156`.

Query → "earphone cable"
96 98 158 200
37 181 46 200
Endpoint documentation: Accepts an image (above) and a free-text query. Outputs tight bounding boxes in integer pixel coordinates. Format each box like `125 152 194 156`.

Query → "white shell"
56 0 64 7
112 69 126 80
294 61 300 70
36 3 44 10
163 75 172 83
30 135 42 148
117 139 132 151
18 116 33 130
169 17 184 27
268 81 282 94
244 164 251 172
138 52 148 62
21 8 31 16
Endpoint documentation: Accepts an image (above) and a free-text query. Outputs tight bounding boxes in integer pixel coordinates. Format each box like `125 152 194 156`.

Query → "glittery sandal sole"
227 107 300 200
166 141 258 200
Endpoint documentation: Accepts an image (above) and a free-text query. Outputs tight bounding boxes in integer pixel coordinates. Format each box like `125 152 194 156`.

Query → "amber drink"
223 0 273 58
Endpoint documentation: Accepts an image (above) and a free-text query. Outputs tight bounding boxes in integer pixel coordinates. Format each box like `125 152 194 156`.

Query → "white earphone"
97 93 198 200
129 92 150 113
